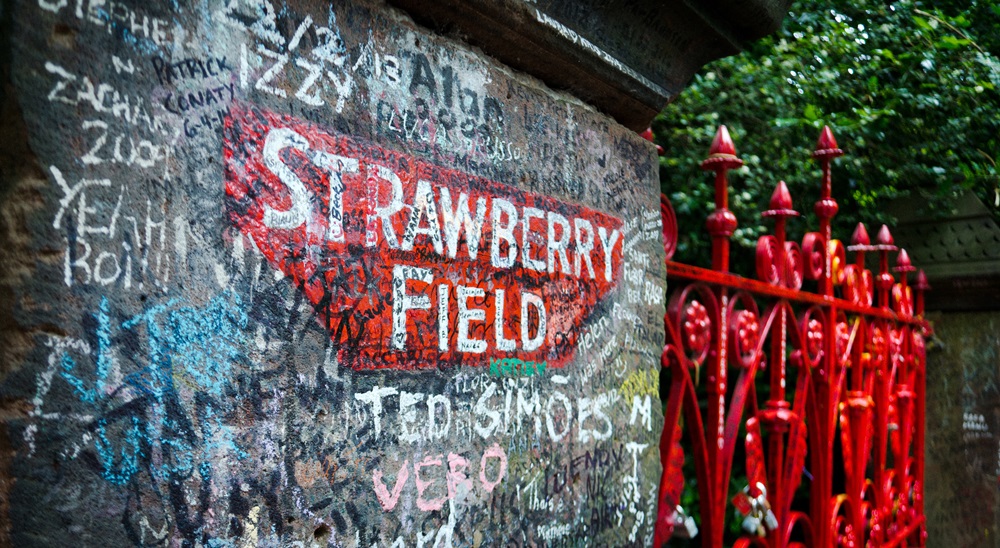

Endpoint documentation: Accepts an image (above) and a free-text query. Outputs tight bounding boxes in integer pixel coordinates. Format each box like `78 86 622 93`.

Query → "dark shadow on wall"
891 192 1000 547
924 311 1000 548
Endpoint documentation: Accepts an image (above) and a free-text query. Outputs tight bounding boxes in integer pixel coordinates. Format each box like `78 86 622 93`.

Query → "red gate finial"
848 222 874 268
701 126 743 272
813 125 843 159
850 222 871 247
812 126 842 215
875 225 897 309
766 180 795 213
893 249 917 317
811 126 844 296
757 181 803 288
915 269 931 317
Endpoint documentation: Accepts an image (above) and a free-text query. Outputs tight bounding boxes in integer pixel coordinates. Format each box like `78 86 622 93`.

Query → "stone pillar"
923 312 1000 547
891 193 1000 547
0 0 674 545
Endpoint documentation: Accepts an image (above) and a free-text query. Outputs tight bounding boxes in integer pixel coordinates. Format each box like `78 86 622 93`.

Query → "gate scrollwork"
652 126 930 547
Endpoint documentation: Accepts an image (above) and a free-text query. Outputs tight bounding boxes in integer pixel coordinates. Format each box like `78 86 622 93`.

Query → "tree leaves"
654 0 1000 270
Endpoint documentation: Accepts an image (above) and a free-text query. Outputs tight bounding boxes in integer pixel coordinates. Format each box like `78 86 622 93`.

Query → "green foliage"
654 0 1000 269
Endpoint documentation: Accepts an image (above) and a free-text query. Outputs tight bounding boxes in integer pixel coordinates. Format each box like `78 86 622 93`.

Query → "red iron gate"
653 126 930 547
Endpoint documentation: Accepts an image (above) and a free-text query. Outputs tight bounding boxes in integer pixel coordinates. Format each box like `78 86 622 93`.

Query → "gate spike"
769 181 793 210
850 222 871 247
876 225 896 308
915 269 931 316
762 181 799 218
701 125 743 169
894 249 916 272
710 125 735 155
848 222 873 268
875 224 897 250
915 269 931 291
812 125 844 161
640 127 665 156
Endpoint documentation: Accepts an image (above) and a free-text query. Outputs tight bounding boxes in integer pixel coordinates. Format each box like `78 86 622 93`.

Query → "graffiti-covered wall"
0 0 666 545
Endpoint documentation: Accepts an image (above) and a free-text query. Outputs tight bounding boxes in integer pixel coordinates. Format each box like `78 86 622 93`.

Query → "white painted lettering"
261 128 311 229
391 265 432 350
490 198 518 268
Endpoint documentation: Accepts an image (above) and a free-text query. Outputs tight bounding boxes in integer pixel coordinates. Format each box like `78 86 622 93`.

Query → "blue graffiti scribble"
95 416 144 486
164 295 247 398
60 352 94 404
61 291 249 486
60 296 116 403
95 296 114 394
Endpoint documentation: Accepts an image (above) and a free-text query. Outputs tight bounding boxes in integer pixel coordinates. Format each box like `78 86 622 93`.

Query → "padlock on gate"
733 482 778 538
752 482 779 532
670 505 699 539
741 510 765 537
732 487 764 537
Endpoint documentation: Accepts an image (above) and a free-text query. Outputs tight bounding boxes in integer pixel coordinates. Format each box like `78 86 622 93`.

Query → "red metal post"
876 226 897 310
914 270 930 318
701 126 743 273
813 126 843 299
704 126 739 548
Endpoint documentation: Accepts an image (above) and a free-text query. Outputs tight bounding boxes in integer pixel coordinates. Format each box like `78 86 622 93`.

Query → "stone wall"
925 311 1000 548
0 0 666 545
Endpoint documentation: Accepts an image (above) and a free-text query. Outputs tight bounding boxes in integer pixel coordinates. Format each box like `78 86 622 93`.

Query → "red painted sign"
224 103 623 370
